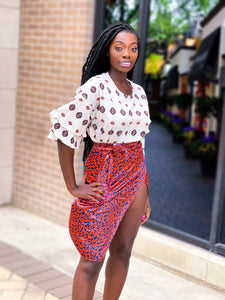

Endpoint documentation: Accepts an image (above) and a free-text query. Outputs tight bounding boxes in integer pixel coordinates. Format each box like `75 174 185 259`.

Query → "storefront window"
145 118 217 240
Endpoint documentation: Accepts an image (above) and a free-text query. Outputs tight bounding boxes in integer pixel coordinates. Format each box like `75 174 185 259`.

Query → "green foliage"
182 128 204 158
105 0 139 27
199 143 217 157
210 96 223 119
105 0 219 46
195 96 213 116
183 130 196 142
149 0 187 44
184 138 202 159
149 0 219 44
176 93 193 109
166 94 177 106
165 93 192 109
198 136 219 162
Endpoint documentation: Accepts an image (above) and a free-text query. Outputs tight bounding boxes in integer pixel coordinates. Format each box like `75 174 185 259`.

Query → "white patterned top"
48 72 151 149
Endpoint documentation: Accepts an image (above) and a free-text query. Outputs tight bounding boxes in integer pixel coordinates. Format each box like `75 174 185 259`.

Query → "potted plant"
195 96 213 132
182 127 203 159
158 109 167 123
155 107 166 122
166 94 177 107
198 136 219 177
171 117 186 143
176 93 192 118
163 111 179 131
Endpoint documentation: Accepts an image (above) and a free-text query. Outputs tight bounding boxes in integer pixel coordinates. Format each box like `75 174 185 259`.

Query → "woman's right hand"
69 175 107 204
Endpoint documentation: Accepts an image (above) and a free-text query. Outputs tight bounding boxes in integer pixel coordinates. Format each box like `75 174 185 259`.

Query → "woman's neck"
108 70 127 84
108 70 132 96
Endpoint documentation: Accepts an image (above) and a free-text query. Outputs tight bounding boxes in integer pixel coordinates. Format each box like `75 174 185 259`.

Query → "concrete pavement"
0 205 225 299
0 264 60 300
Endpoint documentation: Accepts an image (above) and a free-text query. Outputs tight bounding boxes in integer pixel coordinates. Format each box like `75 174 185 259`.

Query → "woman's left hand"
141 196 151 225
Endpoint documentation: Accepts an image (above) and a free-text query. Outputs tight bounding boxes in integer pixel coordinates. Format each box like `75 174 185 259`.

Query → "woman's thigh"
109 182 148 254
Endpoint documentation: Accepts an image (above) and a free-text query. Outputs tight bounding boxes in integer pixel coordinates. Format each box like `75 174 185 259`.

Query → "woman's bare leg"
103 183 148 300
72 257 104 300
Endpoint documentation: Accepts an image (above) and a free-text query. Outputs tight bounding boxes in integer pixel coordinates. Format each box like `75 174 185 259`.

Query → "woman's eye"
131 47 138 52
115 46 122 51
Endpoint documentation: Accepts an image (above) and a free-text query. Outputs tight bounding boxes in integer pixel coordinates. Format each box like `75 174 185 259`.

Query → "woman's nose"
123 50 130 58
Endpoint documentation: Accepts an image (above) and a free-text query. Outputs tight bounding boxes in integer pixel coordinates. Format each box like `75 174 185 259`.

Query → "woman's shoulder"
129 80 143 91
77 73 107 94
85 72 108 85
130 80 147 98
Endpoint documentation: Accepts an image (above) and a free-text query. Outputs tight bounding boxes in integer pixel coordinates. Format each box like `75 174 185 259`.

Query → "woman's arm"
57 140 106 202
57 139 76 194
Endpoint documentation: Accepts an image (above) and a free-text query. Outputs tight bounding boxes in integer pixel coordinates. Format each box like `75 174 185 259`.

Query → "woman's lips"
119 62 132 67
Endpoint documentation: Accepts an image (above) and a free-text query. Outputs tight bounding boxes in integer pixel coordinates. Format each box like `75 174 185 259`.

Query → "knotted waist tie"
85 141 144 190
93 142 131 158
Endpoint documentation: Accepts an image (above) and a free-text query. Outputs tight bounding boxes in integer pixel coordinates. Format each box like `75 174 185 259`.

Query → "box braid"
82 22 140 162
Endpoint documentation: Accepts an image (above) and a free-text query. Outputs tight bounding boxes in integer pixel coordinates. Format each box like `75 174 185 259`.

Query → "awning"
188 27 220 83
164 65 179 90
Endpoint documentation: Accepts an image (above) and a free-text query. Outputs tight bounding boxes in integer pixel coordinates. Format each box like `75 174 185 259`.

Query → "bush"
176 93 192 109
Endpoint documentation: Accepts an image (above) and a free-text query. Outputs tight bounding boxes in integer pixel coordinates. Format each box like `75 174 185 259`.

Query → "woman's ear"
107 52 109 56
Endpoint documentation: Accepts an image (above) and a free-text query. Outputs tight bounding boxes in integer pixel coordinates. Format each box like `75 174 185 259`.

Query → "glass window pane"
145 119 217 240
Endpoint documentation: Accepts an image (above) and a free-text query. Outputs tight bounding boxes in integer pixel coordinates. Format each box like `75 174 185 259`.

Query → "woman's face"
108 31 138 74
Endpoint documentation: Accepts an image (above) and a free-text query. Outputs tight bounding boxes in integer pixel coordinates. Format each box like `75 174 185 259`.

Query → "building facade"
1 0 225 262
0 0 95 226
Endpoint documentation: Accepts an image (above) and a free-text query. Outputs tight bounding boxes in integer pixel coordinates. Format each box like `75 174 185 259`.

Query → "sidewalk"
0 241 101 300
0 205 225 300
0 265 59 300
0 241 68 300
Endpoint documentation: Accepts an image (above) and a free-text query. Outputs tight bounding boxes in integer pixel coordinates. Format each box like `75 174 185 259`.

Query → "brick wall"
13 0 95 226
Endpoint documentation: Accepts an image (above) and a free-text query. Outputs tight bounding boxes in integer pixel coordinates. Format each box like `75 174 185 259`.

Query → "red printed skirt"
69 141 149 261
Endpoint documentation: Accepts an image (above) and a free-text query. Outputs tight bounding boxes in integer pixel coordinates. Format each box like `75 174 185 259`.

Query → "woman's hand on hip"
69 175 107 203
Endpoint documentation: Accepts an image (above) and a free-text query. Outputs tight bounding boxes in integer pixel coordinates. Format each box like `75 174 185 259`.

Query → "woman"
49 22 151 300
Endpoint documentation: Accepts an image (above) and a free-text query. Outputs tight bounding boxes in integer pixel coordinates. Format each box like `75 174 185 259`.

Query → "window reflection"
145 120 217 240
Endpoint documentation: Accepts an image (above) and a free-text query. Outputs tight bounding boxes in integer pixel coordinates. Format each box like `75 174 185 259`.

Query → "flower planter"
183 139 202 159
198 136 219 177
184 144 193 158
199 154 217 177
172 131 183 143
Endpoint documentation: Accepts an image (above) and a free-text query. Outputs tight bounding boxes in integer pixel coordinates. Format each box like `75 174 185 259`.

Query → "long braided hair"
82 22 140 162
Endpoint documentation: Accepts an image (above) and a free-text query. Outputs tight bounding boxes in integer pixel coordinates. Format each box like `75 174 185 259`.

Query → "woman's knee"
78 258 104 279
109 240 133 262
